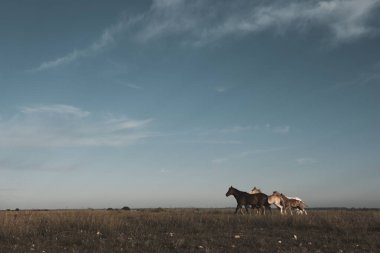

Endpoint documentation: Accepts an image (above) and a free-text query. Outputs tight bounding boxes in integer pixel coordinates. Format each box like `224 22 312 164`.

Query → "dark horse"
226 186 271 215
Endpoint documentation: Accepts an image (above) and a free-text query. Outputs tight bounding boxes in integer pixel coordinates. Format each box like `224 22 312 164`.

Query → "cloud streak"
21 104 90 118
272 125 290 134
31 16 141 72
31 0 380 71
137 0 380 46
0 104 154 148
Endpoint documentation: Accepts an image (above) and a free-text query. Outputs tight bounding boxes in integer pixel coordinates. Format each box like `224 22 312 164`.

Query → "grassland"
0 208 379 252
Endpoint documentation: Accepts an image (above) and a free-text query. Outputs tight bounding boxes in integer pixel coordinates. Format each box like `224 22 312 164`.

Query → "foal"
276 192 307 215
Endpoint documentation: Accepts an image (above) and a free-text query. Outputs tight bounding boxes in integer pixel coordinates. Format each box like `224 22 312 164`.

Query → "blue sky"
1 0 380 209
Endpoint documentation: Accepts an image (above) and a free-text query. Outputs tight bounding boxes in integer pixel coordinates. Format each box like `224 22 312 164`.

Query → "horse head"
226 186 235 197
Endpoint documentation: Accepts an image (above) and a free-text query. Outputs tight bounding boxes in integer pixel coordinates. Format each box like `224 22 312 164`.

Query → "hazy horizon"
1 0 380 209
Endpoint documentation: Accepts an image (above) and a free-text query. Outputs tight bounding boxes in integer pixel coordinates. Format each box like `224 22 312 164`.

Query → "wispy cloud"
105 117 153 131
136 0 380 46
192 124 288 138
272 125 290 134
0 104 154 148
186 140 242 145
126 83 142 89
159 169 170 174
263 124 291 134
215 87 228 93
0 156 80 172
30 16 141 72
214 85 236 93
21 104 90 118
31 50 83 72
31 0 380 71
186 125 253 144
354 61 380 85
329 61 380 91
213 125 254 134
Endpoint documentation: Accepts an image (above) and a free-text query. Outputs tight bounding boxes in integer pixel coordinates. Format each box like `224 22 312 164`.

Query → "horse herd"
226 186 307 215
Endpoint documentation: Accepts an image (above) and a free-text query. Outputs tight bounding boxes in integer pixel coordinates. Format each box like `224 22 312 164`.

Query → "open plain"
0 208 379 252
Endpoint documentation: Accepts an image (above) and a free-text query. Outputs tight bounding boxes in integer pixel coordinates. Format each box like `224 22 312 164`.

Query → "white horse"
249 186 262 194
250 187 285 214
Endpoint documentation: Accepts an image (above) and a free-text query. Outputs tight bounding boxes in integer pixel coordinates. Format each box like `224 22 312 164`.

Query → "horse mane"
229 186 245 195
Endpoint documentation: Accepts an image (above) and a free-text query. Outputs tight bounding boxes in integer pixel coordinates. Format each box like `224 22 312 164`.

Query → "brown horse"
275 192 307 215
249 186 275 214
226 186 271 215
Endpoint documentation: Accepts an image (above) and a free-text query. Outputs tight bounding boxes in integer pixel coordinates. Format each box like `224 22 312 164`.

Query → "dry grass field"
0 208 379 252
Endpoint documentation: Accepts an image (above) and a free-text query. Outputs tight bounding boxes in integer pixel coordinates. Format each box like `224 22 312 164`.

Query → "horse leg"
276 203 284 215
235 205 241 214
245 205 250 215
299 203 307 215
275 203 284 215
257 206 263 215
266 205 272 215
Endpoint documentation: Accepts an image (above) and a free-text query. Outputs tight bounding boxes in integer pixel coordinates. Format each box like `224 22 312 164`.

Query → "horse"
249 186 262 194
249 187 275 214
286 196 307 214
274 192 307 215
226 186 271 215
267 191 286 214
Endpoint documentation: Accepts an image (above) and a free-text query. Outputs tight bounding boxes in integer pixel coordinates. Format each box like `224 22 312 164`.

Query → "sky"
1 0 380 209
